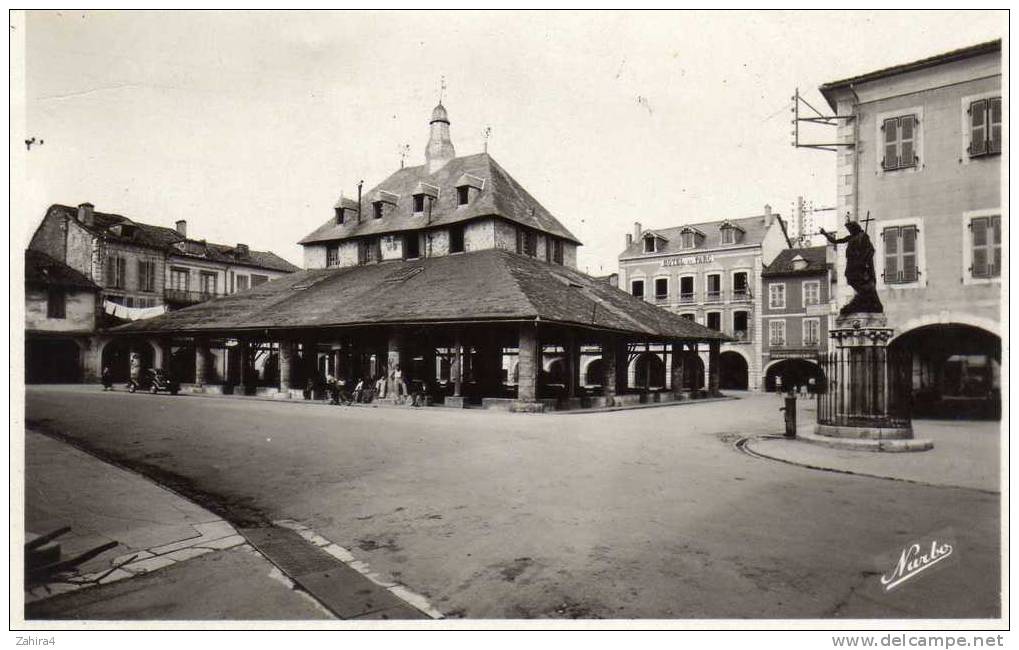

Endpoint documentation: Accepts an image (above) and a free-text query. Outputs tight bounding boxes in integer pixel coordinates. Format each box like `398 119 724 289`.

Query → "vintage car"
127 368 180 395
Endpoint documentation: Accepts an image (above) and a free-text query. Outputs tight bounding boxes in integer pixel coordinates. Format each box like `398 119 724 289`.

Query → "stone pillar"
517 324 539 402
301 338 317 385
602 336 617 406
564 331 579 398
195 339 209 387
384 329 403 401
81 337 101 383
708 340 720 395
671 342 685 398
279 340 294 393
615 339 629 393
238 338 251 394
129 342 143 382
452 331 463 398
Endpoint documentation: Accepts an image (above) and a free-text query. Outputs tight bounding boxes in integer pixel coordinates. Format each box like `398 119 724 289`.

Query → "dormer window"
644 237 656 253
413 195 425 213
412 182 439 215
719 222 744 245
681 232 696 249
791 255 808 271
455 173 484 208
334 208 344 225
373 201 384 219
457 186 469 206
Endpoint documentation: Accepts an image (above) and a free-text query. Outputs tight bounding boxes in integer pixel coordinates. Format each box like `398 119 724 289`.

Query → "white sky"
20 10 1005 274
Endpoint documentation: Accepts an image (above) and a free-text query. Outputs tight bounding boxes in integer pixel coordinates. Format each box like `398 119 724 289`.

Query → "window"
654 277 668 300
721 227 735 245
326 244 339 267
334 207 344 224
706 312 721 331
200 272 217 297
769 320 786 346
107 255 127 289
644 237 656 253
251 274 269 286
631 279 645 299
681 232 695 249
236 275 249 292
413 194 425 213
137 260 156 292
551 238 563 265
457 186 469 206
732 272 749 300
679 276 695 303
882 115 918 170
517 228 537 257
404 233 421 259
883 226 919 284
358 239 371 265
46 289 66 319
170 268 189 291
125 297 134 308
970 215 1001 278
733 311 749 340
803 318 821 346
373 202 384 219
706 274 721 302
969 97 1002 157
768 283 786 309
680 313 696 321
802 281 820 306
449 225 465 253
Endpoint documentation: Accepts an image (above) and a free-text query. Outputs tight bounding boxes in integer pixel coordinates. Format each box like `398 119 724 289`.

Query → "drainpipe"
357 180 363 224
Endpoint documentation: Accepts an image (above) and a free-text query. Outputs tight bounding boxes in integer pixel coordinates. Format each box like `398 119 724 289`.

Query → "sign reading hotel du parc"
662 255 714 267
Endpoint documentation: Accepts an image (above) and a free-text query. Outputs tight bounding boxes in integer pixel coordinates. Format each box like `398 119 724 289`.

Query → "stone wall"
25 287 96 333
304 244 327 269
465 219 495 252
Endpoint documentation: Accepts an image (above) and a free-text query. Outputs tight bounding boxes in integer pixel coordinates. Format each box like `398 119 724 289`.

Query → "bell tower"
424 103 455 174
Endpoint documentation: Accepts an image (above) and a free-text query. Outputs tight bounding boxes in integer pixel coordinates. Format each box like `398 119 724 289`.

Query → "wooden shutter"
106 257 116 286
991 216 1001 276
989 97 1002 154
137 260 145 291
883 118 899 169
900 226 917 282
883 228 899 281
899 115 915 167
971 217 988 277
969 100 987 156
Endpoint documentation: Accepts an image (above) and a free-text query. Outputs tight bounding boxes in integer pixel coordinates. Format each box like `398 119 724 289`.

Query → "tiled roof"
762 246 829 277
298 153 581 245
48 204 299 273
619 213 781 258
25 249 99 290
820 39 1001 109
170 241 300 273
112 249 729 341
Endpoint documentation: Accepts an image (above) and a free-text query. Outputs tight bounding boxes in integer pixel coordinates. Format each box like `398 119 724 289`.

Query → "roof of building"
47 204 299 273
820 39 1001 109
762 246 829 277
619 213 783 258
298 152 581 246
112 248 729 341
25 249 100 290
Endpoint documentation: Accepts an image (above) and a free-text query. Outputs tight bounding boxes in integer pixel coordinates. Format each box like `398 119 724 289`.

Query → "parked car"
128 368 180 395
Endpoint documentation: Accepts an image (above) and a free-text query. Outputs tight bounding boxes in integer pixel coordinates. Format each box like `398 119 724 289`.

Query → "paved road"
24 386 1000 619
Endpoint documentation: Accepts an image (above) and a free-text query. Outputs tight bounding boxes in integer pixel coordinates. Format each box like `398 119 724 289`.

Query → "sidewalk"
23 430 332 620
745 418 1000 493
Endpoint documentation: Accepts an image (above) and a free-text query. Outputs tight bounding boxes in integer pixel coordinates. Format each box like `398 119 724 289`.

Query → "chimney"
633 222 642 240
235 243 249 257
626 233 633 247
77 203 94 227
175 219 187 237
764 204 773 227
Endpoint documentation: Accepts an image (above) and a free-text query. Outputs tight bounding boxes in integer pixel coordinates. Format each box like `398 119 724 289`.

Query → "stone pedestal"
813 312 928 451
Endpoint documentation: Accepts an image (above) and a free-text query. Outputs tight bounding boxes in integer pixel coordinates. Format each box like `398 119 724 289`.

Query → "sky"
18 10 1005 274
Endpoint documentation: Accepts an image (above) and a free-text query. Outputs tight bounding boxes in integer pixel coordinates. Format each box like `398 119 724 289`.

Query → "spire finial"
398 143 410 169
483 126 492 153
439 75 446 105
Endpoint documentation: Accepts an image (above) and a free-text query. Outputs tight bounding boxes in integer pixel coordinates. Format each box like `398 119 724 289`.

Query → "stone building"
111 103 730 411
26 203 298 383
616 209 791 391
24 250 101 383
760 246 835 391
818 39 1001 417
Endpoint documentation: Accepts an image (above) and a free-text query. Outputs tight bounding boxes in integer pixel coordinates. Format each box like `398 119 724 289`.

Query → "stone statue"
821 219 884 317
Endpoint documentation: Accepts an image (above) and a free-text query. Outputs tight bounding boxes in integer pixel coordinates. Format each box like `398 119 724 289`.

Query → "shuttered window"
137 260 156 292
326 244 339 267
969 98 1002 157
883 226 918 284
882 115 918 170
47 289 66 319
769 320 786 346
970 216 1001 278
106 256 127 289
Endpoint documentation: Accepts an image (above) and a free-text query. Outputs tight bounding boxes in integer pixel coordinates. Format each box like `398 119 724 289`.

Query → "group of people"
316 364 432 408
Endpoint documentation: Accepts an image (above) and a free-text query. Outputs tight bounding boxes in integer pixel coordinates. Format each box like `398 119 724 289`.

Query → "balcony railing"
164 288 223 305
705 290 723 303
730 289 752 302
679 293 696 304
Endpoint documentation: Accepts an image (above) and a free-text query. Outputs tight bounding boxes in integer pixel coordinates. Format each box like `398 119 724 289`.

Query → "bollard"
780 392 797 438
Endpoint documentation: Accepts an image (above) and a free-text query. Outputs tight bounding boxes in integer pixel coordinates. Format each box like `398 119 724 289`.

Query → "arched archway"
546 358 566 386
764 358 823 393
584 359 605 387
719 351 749 390
100 339 154 384
679 352 705 390
25 338 82 383
632 352 666 389
889 323 1001 419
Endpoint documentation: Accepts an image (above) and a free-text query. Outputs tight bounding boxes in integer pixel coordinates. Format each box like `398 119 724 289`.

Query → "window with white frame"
802 280 820 306
882 114 918 171
768 283 786 309
969 215 1001 279
706 274 722 302
769 320 786 346
882 225 919 284
679 275 695 303
706 311 721 331
733 311 749 340
644 236 657 253
721 227 735 245
631 279 645 299
803 318 820 346
681 232 696 249
968 97 1002 158
654 277 669 300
